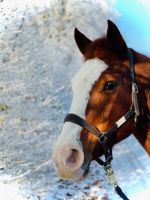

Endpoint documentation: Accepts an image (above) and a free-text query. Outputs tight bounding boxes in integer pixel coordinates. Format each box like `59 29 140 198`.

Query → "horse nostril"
67 149 78 163
64 148 84 171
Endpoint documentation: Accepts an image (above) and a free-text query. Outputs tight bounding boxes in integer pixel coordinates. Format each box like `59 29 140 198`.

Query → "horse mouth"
80 153 92 179
83 163 90 178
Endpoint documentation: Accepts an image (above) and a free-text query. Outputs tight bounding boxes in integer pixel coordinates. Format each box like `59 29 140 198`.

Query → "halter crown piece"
64 49 139 200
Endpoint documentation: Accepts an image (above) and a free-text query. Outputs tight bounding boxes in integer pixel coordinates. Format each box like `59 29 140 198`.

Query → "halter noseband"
64 49 139 200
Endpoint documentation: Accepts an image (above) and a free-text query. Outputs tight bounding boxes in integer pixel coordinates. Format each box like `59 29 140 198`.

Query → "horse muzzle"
52 142 93 180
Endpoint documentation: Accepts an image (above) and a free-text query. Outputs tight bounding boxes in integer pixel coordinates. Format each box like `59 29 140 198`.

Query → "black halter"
64 49 139 200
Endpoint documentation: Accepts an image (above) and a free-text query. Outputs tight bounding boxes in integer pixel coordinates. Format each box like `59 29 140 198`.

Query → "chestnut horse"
52 20 150 184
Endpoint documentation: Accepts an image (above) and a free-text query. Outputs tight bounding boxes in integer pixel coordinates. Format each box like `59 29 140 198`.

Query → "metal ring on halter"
132 83 138 94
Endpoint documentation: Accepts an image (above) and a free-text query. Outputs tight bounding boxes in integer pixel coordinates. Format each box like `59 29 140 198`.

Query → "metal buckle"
104 164 117 187
132 83 140 118
132 83 138 94
97 134 107 143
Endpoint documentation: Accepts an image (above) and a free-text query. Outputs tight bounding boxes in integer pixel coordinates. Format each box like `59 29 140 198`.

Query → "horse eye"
104 81 116 91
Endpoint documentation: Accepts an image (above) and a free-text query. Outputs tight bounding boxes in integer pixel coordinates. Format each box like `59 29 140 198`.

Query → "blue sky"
115 0 150 56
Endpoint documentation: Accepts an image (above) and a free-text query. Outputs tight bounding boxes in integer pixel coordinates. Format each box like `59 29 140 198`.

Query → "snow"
0 0 150 199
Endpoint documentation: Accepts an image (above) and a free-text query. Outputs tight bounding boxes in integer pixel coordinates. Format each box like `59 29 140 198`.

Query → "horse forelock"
84 38 117 61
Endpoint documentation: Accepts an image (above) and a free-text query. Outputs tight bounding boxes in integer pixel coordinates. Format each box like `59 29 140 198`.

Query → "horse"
52 20 150 184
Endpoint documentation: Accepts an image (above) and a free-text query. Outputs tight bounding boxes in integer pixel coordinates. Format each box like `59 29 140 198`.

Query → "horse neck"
133 53 150 155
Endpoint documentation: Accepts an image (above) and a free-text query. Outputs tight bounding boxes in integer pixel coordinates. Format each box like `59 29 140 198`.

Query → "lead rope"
95 157 130 200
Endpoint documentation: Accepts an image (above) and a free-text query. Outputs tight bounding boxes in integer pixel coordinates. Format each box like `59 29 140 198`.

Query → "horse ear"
74 28 92 54
107 20 128 58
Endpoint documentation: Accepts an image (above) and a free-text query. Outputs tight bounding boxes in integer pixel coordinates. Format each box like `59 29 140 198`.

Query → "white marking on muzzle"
52 58 108 180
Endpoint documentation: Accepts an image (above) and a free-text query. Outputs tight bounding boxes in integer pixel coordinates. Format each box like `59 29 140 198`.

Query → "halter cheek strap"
128 48 140 119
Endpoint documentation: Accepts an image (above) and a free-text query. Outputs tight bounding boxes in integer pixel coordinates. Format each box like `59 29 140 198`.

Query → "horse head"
52 20 150 181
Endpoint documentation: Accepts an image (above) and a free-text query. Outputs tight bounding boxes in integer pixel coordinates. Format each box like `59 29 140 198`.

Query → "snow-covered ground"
0 0 150 199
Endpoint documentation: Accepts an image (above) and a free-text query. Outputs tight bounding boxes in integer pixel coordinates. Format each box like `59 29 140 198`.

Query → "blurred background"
0 0 150 199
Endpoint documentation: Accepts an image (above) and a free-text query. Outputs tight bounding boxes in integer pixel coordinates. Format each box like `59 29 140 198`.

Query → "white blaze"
52 58 108 179
70 58 108 117
58 58 108 146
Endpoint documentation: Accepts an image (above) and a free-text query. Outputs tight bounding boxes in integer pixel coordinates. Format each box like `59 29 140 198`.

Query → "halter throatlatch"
64 49 139 200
